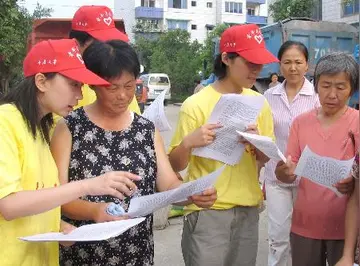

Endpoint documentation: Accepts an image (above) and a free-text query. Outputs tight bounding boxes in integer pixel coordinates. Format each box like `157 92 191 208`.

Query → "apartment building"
322 0 359 27
267 0 358 28
164 0 217 42
114 0 268 43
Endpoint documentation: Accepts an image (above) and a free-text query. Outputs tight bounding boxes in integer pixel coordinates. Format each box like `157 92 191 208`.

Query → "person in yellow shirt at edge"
0 39 142 266
168 24 278 266
54 5 140 125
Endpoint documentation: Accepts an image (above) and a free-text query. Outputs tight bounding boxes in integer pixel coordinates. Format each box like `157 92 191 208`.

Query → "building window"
205 24 214 30
342 0 359 16
191 1 196 7
191 24 197 30
167 19 188 30
141 0 155 7
207 2 213 8
225 2 243 14
247 8 255 15
170 0 188 9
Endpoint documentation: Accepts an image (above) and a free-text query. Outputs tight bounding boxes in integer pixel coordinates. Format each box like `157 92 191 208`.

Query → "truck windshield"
149 76 169 85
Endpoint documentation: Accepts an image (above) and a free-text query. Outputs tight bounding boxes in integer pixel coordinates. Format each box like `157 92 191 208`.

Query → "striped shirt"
260 78 320 186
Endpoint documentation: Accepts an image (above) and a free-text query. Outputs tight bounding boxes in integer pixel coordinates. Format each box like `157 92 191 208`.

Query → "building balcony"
135 7 163 19
246 0 266 4
133 20 165 33
246 14 267 25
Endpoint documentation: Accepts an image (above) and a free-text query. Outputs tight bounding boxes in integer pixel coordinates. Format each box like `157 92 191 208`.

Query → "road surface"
153 104 269 266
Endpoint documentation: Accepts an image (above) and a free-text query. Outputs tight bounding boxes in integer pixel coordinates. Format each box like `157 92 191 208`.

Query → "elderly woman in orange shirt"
275 52 358 266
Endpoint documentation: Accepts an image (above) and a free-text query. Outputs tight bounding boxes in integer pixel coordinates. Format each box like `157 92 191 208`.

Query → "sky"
20 0 114 18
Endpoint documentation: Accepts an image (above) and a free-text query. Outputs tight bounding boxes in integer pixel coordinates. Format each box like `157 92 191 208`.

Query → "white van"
139 73 171 104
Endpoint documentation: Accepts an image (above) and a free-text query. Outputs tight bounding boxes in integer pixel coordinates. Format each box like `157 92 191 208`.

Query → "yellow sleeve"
49 114 63 139
168 100 200 153
0 117 22 199
257 98 275 141
75 85 97 109
129 96 140 115
52 114 62 125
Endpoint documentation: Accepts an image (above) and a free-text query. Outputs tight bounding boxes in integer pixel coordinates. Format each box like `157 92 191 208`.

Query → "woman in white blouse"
261 41 320 266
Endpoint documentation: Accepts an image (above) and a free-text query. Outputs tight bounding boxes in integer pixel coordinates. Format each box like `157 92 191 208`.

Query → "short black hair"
0 74 56 143
213 52 239 80
69 30 93 46
83 40 140 80
278 41 309 62
270 72 279 79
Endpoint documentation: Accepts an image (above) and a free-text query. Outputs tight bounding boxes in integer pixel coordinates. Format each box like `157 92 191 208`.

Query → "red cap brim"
60 68 110 86
238 48 279 65
88 28 129 42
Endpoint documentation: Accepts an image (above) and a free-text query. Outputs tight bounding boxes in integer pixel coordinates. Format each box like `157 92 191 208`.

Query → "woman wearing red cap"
50 40 217 266
51 6 140 128
0 39 142 266
68 5 140 114
168 24 278 266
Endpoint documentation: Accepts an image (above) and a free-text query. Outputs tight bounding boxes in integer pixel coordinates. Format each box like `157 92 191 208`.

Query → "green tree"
32 2 53 19
149 29 203 95
134 29 203 97
201 23 229 77
0 1 52 93
269 0 315 22
133 36 158 73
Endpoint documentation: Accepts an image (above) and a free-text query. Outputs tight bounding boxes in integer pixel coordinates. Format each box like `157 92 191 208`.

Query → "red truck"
27 18 126 51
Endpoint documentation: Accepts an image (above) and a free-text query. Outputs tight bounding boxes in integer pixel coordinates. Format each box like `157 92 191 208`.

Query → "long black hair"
0 74 55 143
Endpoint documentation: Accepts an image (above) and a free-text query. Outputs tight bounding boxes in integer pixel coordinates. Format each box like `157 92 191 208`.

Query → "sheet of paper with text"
193 94 265 165
127 165 226 217
19 218 146 242
142 89 171 132
294 146 354 196
236 131 286 162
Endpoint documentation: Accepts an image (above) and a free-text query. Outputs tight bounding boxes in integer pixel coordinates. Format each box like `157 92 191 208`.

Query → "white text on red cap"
67 46 84 64
96 10 113 26
37 59 57 66
246 29 263 44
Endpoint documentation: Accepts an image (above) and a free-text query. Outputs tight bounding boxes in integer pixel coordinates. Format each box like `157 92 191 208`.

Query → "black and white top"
60 108 157 266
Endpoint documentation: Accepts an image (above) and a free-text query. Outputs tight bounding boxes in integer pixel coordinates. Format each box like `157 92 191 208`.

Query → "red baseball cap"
220 24 278 64
23 39 109 86
72 5 129 42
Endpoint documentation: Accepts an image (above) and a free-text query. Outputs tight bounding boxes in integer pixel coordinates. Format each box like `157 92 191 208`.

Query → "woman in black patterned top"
50 40 217 266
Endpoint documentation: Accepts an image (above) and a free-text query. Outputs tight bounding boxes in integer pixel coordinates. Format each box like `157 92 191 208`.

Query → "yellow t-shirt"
169 86 274 212
53 84 141 125
0 104 60 266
